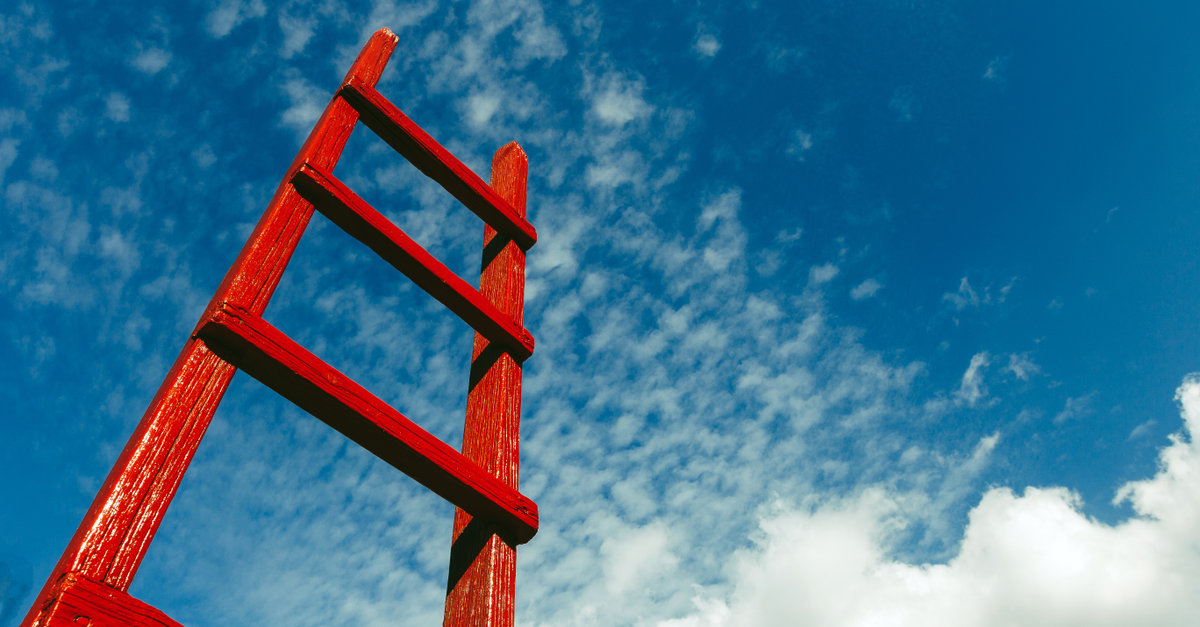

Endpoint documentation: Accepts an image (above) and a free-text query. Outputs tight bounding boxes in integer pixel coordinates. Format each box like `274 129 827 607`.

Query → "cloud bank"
666 376 1200 627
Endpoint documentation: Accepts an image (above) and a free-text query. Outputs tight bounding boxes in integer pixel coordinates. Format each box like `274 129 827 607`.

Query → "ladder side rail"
339 78 537 250
291 163 534 361
444 143 529 627
21 28 399 627
198 302 538 543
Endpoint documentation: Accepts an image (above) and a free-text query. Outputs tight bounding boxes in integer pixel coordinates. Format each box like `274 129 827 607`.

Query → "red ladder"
21 28 538 627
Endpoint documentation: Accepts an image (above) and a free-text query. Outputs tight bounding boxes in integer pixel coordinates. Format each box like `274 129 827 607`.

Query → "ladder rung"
198 302 539 544
339 77 537 250
292 163 534 362
43 573 183 627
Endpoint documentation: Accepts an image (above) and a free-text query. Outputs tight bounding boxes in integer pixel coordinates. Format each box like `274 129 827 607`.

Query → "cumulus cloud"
105 92 131 123
693 29 721 58
464 90 502 129
808 262 839 285
667 376 1200 626
850 278 882 300
130 44 171 75
590 73 652 125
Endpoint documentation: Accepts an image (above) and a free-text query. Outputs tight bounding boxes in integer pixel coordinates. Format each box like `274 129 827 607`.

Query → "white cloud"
667 376 1200 626
278 12 315 59
130 44 171 75
464 91 502 129
944 276 980 310
850 278 882 300
29 156 57 182
984 55 1008 83
510 2 567 64
697 190 746 272
105 92 131 123
1004 352 1039 381
956 352 990 407
0 107 28 132
277 70 322 141
0 138 17 186
205 0 267 38
1129 420 1156 439
808 263 839 285
774 226 803 244
787 129 814 160
693 31 721 58
585 150 642 189
591 73 652 125
601 523 678 596
943 276 1015 311
1054 392 1097 424
192 144 217 170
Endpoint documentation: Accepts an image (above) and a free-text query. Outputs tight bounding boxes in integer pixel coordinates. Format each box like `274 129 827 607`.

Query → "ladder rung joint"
338 77 537 250
290 163 535 362
197 301 539 544
42 572 184 627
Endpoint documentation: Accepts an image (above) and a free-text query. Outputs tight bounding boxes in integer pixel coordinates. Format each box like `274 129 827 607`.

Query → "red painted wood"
339 78 537 251
444 143 529 627
197 301 539 543
25 26 540 627
21 29 399 627
291 163 535 361
39 573 183 627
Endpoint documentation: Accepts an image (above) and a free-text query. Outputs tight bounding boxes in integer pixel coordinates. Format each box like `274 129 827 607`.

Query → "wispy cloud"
204 0 267 38
956 352 991 407
850 278 882 300
943 276 1015 311
1054 392 1097 424
1005 352 1040 381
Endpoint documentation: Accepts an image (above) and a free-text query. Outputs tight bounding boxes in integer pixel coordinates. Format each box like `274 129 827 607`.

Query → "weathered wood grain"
39 573 184 627
444 143 530 627
291 163 534 361
197 301 539 544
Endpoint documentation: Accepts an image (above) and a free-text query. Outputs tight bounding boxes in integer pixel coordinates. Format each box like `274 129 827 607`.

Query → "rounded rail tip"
493 142 528 168
372 27 399 44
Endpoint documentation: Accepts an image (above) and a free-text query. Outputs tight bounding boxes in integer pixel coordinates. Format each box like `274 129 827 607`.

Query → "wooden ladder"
21 28 538 627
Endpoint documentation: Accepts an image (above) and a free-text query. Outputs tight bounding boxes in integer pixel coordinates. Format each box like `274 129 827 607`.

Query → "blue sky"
2 1 1200 625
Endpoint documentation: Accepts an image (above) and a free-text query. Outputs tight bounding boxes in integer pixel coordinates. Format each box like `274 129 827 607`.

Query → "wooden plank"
291 163 534 362
338 78 537 251
21 28 400 627
444 142 530 627
197 301 539 544
40 573 183 627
